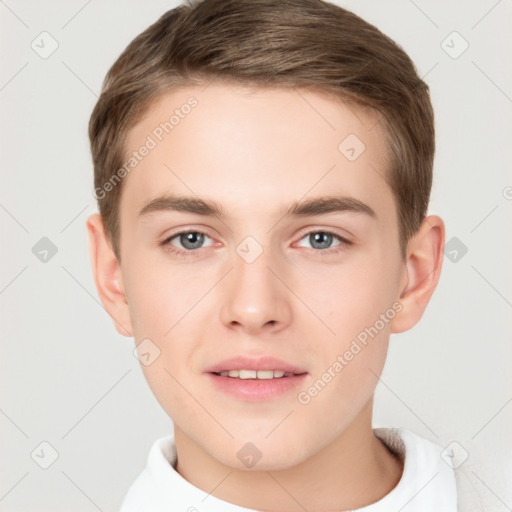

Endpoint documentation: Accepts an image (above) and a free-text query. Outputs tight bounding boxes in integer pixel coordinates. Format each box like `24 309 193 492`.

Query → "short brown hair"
89 0 434 262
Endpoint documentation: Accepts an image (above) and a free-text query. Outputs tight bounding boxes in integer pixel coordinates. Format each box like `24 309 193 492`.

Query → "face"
116 83 406 470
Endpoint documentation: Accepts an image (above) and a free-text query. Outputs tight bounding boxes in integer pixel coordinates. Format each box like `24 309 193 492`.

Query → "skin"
86 82 444 511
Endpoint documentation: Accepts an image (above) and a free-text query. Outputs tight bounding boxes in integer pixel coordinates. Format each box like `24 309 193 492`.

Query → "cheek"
125 260 208 374
129 282 201 422
299 257 398 403
310 260 398 340
124 255 203 337
293 330 389 446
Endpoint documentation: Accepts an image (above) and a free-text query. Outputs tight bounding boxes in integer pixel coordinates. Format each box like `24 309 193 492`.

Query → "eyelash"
160 229 353 257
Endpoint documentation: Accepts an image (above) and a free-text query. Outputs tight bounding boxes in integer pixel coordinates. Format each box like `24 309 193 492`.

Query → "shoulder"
374 428 487 512
119 435 257 512
372 427 458 510
119 435 176 512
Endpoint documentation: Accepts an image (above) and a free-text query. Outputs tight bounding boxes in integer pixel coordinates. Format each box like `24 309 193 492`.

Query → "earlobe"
86 213 134 338
390 215 445 334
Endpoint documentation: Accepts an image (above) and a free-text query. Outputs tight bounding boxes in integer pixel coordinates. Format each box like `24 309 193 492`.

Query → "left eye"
161 230 351 255
296 231 351 251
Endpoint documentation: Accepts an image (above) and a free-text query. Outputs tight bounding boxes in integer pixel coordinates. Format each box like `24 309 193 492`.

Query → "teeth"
239 370 256 379
218 369 290 379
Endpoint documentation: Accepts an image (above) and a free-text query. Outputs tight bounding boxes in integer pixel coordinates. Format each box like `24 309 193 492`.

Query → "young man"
86 0 463 509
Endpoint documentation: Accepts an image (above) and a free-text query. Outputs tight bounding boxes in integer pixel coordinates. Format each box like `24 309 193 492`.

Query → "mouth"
204 355 307 376
205 356 308 401
212 369 301 379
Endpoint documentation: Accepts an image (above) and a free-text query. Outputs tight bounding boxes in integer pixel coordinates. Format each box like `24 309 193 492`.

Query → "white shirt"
120 427 459 511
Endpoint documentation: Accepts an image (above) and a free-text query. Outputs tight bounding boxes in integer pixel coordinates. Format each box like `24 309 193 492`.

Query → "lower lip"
206 373 308 401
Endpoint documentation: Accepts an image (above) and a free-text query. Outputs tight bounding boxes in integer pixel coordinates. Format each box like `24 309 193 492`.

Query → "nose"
219 246 292 335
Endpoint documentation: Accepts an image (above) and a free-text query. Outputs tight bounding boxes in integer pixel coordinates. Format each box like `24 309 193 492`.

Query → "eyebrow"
137 193 377 220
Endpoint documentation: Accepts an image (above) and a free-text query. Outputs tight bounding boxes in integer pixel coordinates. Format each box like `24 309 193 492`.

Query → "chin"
207 434 308 472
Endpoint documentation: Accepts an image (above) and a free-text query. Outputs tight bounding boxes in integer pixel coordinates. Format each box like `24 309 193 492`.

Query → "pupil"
181 232 204 249
311 232 332 249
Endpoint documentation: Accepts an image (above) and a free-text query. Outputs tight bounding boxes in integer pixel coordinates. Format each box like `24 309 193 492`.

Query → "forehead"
120 83 393 225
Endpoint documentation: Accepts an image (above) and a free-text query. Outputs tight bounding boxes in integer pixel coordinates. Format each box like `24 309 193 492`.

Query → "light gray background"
1 0 511 510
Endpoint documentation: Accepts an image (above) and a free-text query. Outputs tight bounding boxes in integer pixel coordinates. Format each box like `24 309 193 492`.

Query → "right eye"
161 230 215 256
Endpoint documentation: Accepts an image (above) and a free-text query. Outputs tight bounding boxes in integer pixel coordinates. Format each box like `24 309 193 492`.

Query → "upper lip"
204 356 308 374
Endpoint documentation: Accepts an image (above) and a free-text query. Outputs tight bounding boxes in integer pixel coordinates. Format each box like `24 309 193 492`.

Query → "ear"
86 213 133 338
390 215 445 333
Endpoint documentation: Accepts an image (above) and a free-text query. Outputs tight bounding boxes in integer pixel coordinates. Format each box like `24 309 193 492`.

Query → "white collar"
120 427 458 511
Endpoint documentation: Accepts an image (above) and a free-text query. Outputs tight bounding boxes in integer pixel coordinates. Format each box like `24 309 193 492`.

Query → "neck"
174 399 403 511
